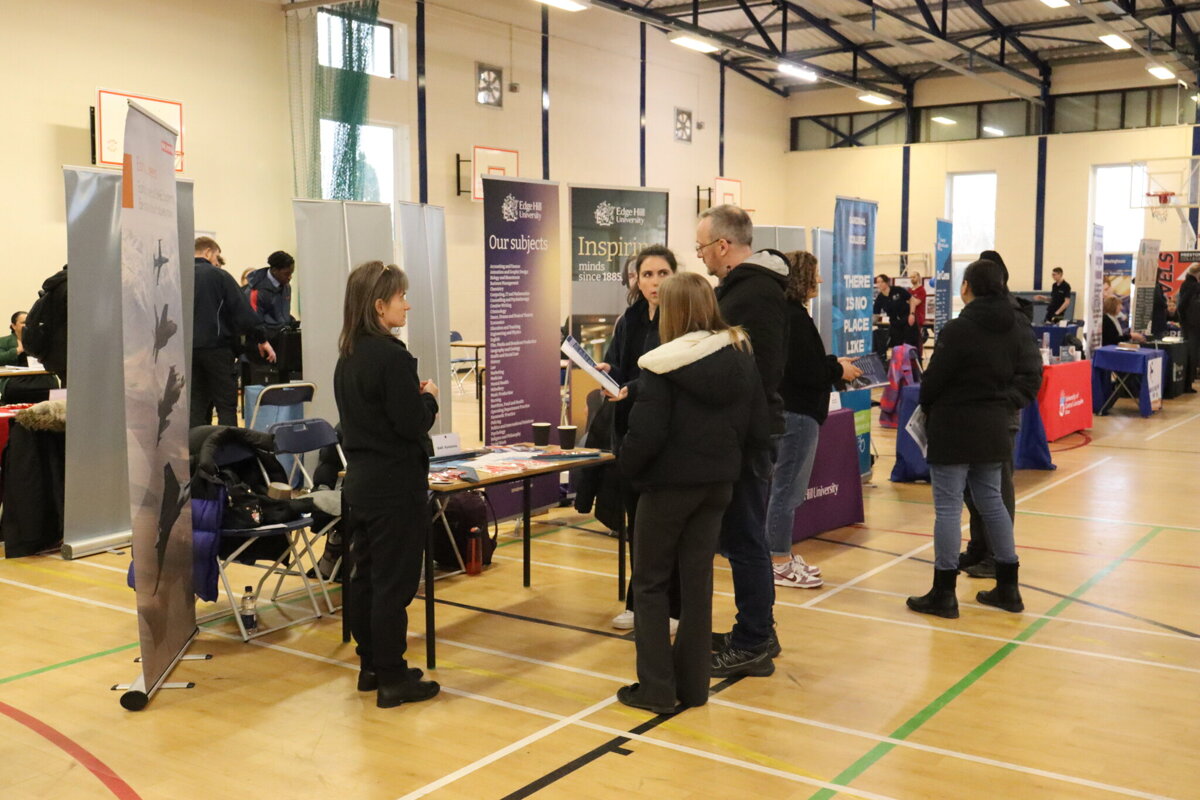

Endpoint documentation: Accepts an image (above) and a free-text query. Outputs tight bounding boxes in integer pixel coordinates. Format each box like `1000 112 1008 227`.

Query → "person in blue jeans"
908 259 1042 619
766 251 861 588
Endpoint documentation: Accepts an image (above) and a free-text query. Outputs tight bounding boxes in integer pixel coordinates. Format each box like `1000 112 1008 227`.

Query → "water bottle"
240 586 258 633
466 527 483 576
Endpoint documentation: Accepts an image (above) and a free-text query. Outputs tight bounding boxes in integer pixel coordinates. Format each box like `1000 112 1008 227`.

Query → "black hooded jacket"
920 293 1043 465
619 330 770 491
23 267 69 381
192 258 268 350
715 252 790 434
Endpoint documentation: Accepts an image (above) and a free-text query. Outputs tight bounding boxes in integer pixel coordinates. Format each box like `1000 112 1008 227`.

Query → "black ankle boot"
907 569 959 619
376 678 440 708
977 561 1024 613
358 667 424 692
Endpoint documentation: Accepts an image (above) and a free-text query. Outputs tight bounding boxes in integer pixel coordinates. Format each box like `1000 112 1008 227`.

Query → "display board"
120 103 195 708
1104 253 1134 320
934 219 952 336
1155 250 1200 300
1087 224 1104 355
569 185 668 316
811 228 833 346
754 225 806 253
831 197 877 357
483 176 561 514
397 202 453 435
1133 238 1161 334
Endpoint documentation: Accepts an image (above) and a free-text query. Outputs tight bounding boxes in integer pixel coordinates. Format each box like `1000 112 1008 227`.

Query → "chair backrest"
256 382 316 408
268 417 339 455
450 330 463 343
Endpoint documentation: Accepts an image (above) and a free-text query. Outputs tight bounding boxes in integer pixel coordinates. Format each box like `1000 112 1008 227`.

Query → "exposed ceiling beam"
779 1 908 85
1065 0 1197 85
958 0 1048 74
587 0 901 97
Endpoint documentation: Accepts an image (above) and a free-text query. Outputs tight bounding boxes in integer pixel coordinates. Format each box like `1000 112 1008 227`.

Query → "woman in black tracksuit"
615 271 769 714
598 245 678 631
334 261 440 709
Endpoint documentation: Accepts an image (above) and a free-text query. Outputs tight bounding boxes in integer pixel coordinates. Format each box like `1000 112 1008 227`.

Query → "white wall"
2 0 293 313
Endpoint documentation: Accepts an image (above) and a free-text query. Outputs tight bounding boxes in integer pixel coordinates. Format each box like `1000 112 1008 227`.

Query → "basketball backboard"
472 145 519 201
1128 156 1200 210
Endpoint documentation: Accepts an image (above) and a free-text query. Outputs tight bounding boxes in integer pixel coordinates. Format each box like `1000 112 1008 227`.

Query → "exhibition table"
1037 360 1093 441
892 385 1053 484
422 447 615 668
1032 324 1077 353
791 409 864 541
1091 346 1164 417
1144 340 1187 399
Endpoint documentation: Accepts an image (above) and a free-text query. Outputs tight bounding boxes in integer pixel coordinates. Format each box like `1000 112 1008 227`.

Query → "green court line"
806 526 1165 800
0 642 139 687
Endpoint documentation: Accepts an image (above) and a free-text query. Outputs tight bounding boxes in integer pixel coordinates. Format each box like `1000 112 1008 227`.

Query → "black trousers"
632 483 732 708
191 347 239 428
623 484 681 617
346 493 427 682
1185 335 1200 389
964 431 1016 554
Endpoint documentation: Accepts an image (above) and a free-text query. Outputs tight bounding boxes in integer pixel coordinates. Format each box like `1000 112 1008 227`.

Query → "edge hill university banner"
483 176 562 513
121 103 195 706
569 185 669 317
832 197 877 475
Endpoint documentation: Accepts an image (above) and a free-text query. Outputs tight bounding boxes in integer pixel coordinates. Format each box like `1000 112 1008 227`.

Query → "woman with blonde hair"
334 260 441 708
615 271 769 713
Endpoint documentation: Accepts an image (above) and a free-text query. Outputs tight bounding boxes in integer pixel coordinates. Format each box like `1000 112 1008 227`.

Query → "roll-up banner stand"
1088 224 1105 355
754 226 806 254
811 228 834 346
117 102 196 710
397 202 452 436
483 176 561 516
292 200 393 430
60 171 193 561
934 219 953 335
1133 239 1161 335
832 197 877 477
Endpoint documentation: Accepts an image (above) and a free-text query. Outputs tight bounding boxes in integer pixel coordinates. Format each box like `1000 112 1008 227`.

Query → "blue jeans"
719 450 775 651
929 463 1017 571
765 412 821 556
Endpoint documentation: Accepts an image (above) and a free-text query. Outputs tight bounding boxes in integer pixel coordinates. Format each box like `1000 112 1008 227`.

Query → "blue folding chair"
268 418 346 613
450 331 478 394
247 381 316 430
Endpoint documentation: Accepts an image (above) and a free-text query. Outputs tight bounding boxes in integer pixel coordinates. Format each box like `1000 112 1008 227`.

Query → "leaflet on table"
905 406 929 458
428 446 604 483
561 335 621 395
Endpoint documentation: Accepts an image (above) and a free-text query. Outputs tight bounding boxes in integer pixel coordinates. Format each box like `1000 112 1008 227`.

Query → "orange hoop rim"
1147 191 1176 205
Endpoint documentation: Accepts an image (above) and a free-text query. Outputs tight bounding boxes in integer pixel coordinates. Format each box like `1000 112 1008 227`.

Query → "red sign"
1037 360 1093 442
1156 251 1200 299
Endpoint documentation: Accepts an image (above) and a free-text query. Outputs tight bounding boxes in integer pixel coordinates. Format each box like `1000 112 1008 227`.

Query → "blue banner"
839 388 873 476
935 218 953 336
831 197 877 357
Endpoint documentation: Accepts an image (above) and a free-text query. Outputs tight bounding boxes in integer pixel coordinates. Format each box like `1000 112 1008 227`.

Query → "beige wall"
2 0 293 314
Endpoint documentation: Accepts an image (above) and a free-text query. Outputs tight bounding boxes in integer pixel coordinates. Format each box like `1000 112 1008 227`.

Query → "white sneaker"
612 610 635 629
774 560 823 588
792 555 821 578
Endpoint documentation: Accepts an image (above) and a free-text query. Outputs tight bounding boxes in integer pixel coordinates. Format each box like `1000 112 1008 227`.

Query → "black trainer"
376 679 440 708
711 629 781 658
357 667 424 692
963 555 996 579
711 645 775 678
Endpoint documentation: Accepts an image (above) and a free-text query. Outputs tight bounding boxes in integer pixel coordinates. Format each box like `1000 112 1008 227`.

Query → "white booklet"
905 406 929 458
561 335 621 395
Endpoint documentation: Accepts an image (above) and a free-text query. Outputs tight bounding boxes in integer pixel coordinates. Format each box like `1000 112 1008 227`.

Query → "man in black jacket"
696 204 786 678
191 237 275 428
23 266 69 386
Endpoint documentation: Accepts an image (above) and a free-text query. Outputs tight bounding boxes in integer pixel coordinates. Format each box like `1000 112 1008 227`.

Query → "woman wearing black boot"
335 261 441 708
908 259 1041 619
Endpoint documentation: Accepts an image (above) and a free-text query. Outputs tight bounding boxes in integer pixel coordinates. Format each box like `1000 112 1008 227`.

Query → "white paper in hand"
905 406 929 458
561 336 621 395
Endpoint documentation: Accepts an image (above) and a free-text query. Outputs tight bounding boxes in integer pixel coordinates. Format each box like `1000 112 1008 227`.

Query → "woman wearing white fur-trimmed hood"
612 271 770 715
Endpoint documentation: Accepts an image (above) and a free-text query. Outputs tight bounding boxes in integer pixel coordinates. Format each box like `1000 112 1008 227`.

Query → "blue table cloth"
1032 324 1077 354
1090 346 1165 417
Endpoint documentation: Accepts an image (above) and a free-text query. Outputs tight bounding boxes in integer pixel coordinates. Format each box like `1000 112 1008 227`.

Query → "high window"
317 9 398 79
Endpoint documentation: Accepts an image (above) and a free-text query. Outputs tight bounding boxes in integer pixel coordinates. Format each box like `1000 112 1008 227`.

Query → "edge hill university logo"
593 200 646 228
501 193 543 223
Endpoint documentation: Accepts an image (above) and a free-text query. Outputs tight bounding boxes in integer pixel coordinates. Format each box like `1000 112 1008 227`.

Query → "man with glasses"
695 204 788 679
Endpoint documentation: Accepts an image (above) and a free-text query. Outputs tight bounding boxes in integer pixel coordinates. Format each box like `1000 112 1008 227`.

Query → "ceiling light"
1039 0 1070 8
532 0 589 10
931 116 956 125
1192 93 1200 103
858 93 892 106
983 126 1005 136
1099 33 1132 50
1148 64 1176 80
778 63 818 82
670 34 720 54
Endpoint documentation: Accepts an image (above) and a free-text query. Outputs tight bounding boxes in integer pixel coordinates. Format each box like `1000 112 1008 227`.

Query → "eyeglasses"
695 238 724 255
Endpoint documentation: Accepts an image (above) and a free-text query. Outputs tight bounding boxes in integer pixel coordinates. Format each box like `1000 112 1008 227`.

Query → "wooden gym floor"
0 389 1197 800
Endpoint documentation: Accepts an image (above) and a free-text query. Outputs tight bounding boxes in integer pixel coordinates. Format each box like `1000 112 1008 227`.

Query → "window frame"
317 8 398 80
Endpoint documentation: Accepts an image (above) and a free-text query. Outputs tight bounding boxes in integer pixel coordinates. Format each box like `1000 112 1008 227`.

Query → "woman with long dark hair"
616 271 768 713
334 261 440 708
596 245 678 630
767 251 860 588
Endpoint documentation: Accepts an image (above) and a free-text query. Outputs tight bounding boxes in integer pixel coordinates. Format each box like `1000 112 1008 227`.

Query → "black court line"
499 677 743 800
418 595 634 641
811 535 1200 639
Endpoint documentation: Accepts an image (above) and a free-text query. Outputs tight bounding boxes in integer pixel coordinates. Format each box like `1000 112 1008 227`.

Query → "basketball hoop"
1147 191 1175 223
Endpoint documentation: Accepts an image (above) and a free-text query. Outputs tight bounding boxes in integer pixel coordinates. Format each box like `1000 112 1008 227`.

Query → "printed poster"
1087 225 1104 355
1133 239 1161 334
569 185 668 316
831 197 877 357
934 219 953 336
121 103 195 696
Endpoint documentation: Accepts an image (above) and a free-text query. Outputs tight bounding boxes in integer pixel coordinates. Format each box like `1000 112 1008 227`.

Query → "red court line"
1049 431 1092 452
0 700 141 800
840 525 1200 571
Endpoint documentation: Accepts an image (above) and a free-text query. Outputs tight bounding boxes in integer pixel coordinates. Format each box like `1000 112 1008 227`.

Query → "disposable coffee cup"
267 482 293 500
532 422 551 446
557 425 577 449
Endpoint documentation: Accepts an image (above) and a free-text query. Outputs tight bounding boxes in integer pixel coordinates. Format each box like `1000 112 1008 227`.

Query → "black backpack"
431 490 498 570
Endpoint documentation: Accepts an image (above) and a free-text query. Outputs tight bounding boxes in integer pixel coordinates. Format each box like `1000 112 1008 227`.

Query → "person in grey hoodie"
695 204 788 679
616 271 769 714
